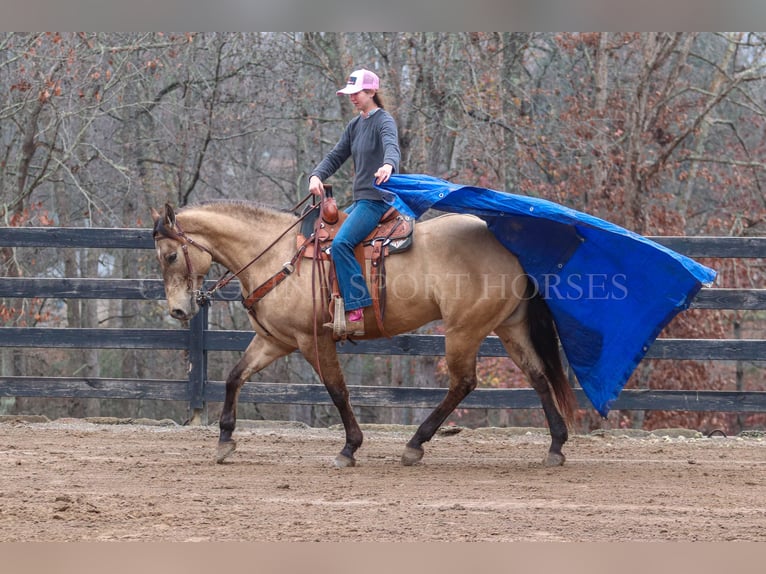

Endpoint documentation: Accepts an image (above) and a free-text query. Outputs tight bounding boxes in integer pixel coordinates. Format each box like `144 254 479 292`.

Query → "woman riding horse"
308 68 401 338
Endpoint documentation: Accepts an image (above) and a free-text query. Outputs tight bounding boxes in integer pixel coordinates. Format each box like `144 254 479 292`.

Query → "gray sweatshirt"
310 108 400 201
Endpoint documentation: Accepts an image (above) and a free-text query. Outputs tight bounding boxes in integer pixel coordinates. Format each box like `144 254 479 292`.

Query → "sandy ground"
0 418 764 542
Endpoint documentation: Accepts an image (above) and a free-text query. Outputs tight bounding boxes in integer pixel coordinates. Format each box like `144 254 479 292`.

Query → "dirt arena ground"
0 417 764 542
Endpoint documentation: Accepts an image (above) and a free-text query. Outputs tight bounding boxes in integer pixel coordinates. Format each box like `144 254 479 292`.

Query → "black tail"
527 289 577 427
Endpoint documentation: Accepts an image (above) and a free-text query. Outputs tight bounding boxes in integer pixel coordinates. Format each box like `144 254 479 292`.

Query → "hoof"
401 445 424 466
334 454 356 468
216 440 237 464
543 451 566 467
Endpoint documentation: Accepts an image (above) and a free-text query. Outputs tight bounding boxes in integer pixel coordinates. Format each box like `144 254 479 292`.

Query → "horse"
151 199 577 468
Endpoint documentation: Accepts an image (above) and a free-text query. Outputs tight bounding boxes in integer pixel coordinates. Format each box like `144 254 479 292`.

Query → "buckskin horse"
151 198 577 467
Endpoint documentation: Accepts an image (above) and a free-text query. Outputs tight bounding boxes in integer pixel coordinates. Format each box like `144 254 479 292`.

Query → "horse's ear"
163 203 176 227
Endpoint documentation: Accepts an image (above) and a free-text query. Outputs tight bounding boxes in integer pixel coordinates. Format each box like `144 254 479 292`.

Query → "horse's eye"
166 253 178 264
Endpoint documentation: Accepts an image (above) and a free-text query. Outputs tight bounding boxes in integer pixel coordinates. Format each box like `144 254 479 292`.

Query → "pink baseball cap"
337 69 380 95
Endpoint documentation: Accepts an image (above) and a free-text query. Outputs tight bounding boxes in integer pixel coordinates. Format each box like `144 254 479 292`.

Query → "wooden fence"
1 227 765 420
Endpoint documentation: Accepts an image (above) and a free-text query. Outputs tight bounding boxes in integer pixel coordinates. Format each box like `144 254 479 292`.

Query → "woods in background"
1 33 764 432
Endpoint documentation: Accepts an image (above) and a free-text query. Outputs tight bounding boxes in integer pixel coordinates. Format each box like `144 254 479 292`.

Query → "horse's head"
151 203 213 322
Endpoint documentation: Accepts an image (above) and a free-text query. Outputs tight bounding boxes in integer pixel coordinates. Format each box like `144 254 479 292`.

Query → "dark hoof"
334 454 356 468
543 451 566 467
216 440 237 464
401 445 424 466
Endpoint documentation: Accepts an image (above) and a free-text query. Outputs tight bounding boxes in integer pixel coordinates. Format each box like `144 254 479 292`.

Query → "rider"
308 68 401 337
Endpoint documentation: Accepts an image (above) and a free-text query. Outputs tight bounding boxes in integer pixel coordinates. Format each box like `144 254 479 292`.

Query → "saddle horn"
320 184 339 225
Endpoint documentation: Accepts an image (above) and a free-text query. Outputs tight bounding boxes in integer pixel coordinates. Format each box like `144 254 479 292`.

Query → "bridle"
154 218 215 306
154 194 319 309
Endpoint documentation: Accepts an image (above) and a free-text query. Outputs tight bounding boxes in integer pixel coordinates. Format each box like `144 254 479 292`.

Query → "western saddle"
297 185 414 338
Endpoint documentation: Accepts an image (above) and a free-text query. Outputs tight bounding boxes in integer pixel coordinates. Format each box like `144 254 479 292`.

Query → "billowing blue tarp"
376 174 717 416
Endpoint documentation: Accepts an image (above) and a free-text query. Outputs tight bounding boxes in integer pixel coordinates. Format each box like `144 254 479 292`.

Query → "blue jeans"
332 199 391 311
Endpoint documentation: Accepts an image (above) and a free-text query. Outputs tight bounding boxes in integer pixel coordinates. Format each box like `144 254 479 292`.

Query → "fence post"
186 304 208 425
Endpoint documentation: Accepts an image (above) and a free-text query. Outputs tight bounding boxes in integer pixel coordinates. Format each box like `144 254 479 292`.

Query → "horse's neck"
181 206 296 276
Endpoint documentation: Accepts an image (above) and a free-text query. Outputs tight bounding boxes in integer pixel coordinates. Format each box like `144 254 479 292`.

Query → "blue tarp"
376 174 717 416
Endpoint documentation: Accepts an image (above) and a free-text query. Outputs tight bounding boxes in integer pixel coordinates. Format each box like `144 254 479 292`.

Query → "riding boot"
323 314 365 338
323 298 365 337
343 308 365 337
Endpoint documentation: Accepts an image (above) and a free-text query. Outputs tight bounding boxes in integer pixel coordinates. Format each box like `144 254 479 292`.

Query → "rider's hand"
374 164 393 185
309 175 324 196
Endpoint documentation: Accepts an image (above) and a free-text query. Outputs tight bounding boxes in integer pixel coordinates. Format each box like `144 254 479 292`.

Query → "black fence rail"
1 227 765 417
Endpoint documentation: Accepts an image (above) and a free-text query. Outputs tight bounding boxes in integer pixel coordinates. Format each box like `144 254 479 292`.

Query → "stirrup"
322 296 365 337
323 319 364 338
322 295 346 337
331 295 346 337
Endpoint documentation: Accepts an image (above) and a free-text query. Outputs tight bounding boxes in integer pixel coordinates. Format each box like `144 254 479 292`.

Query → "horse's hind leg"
494 322 570 467
402 336 481 466
297 336 363 468
217 336 294 463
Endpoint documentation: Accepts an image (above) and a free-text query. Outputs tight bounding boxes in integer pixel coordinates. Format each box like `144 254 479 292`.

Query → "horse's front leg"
216 336 294 463
298 335 363 468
